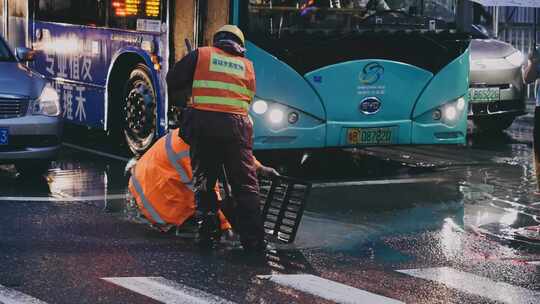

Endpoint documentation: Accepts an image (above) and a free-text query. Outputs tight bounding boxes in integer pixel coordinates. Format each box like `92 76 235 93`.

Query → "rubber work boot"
197 212 221 249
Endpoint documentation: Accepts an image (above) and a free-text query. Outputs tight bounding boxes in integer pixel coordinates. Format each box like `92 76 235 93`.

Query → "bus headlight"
250 96 318 128
33 84 61 117
443 106 457 121
436 96 466 124
251 97 298 126
269 108 285 124
456 97 466 111
252 99 268 115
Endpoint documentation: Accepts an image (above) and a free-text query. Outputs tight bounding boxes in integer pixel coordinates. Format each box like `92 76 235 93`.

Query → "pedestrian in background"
166 25 272 252
523 47 540 195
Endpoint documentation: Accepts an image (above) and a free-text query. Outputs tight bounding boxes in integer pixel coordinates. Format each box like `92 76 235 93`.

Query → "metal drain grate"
259 175 312 244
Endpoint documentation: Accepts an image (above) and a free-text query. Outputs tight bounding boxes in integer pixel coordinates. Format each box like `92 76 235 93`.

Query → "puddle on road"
0 149 128 209
291 119 540 258
454 153 540 248
294 179 465 261
446 123 540 248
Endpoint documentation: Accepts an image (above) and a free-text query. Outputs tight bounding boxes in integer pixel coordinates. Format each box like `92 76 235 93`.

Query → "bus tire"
122 64 157 155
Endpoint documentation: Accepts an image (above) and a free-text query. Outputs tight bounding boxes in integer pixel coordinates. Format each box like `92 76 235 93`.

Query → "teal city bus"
233 0 471 151
8 0 470 155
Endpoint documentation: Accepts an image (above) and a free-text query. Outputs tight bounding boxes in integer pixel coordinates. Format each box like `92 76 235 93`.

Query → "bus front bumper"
253 119 466 151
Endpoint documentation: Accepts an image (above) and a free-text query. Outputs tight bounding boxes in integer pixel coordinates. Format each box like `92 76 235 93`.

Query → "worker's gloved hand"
257 165 280 177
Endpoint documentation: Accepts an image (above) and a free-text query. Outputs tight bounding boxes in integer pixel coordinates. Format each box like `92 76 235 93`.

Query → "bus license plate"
469 87 500 103
0 128 8 145
347 128 392 145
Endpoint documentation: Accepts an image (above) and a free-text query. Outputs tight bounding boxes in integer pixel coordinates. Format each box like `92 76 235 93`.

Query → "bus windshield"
245 0 457 35
241 0 467 76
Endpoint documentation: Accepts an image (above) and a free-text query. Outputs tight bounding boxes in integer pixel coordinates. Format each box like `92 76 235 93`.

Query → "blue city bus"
25 0 170 154
5 0 470 155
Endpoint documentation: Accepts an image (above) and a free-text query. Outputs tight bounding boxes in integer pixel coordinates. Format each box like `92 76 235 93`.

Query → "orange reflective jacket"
128 129 231 230
191 46 256 116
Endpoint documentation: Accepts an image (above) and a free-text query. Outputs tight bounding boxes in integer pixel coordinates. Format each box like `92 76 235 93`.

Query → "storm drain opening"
259 175 312 244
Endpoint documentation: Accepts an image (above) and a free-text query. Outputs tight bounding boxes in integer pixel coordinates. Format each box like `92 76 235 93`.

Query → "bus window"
35 0 104 27
243 0 460 74
109 0 163 30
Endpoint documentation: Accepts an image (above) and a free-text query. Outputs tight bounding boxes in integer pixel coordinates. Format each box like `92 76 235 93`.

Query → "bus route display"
112 0 160 18
146 0 160 17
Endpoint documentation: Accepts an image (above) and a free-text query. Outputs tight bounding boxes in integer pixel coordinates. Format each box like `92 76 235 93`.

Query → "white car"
469 25 526 132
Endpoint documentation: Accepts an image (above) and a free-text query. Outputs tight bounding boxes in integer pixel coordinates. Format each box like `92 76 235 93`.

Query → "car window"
0 38 15 62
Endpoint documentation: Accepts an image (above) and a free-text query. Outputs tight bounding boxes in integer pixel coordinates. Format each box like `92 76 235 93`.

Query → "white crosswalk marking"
102 277 235 304
0 284 48 304
397 267 540 304
257 274 404 304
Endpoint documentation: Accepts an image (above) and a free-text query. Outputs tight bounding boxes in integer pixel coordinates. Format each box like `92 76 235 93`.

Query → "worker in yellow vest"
166 25 269 252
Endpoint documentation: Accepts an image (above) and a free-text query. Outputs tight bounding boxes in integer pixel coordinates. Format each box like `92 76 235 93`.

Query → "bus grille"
0 99 28 119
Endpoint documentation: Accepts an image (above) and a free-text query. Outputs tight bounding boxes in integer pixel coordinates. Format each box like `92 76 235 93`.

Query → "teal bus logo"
360 62 384 85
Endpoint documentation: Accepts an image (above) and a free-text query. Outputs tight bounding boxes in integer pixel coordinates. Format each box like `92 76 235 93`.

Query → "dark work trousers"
534 107 540 190
179 108 265 244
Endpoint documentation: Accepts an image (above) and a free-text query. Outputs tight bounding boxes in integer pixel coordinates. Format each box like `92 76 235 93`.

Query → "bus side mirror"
15 47 35 62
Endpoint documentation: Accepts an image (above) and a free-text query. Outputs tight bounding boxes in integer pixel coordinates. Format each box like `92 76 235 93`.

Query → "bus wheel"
122 64 157 155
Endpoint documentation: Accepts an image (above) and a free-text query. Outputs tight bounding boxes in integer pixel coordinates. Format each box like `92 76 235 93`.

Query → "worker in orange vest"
166 25 271 252
127 128 230 234
127 128 277 239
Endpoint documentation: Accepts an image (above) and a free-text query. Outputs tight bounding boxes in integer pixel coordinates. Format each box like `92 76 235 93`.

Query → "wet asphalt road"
1 106 540 303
